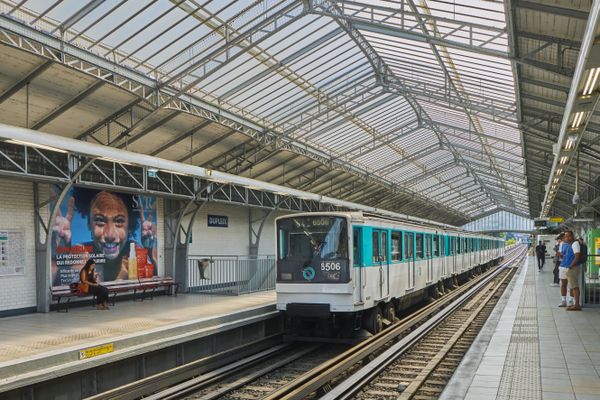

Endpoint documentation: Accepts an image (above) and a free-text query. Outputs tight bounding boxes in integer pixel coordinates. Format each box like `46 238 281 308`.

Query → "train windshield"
277 216 348 261
277 216 350 283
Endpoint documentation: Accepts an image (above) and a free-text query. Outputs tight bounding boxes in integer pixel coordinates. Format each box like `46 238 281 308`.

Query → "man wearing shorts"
562 231 582 311
557 233 570 307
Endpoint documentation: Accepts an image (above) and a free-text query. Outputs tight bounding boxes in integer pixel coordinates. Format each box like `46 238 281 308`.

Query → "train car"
275 211 504 335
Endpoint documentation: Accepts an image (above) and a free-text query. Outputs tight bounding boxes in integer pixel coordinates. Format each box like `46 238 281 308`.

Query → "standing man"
558 233 570 307
535 240 547 271
562 231 582 311
550 237 561 287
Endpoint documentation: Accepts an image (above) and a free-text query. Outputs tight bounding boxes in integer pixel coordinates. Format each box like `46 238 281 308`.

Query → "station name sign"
208 214 228 228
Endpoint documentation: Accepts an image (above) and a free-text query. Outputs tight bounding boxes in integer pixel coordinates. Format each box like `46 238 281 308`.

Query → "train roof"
276 211 502 240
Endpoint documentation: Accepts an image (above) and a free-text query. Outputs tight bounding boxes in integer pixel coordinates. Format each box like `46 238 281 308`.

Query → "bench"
50 285 95 312
50 277 179 312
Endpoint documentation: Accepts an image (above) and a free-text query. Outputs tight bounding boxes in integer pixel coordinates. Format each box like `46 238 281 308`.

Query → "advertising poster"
51 186 158 287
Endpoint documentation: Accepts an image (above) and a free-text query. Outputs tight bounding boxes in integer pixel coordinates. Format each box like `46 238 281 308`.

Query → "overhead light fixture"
556 168 563 175
553 177 559 183
560 156 568 164
147 167 158 178
571 111 585 129
583 67 600 95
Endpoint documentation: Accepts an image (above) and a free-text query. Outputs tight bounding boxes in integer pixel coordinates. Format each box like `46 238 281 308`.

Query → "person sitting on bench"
80 258 110 310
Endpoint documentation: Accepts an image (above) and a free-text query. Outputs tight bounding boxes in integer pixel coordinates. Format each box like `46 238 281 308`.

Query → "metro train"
275 212 504 335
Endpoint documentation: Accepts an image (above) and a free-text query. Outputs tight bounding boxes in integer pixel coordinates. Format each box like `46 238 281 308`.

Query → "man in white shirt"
562 231 582 311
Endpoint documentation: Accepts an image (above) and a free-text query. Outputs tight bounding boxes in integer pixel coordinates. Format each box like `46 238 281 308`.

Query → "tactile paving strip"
496 267 541 400
0 318 164 362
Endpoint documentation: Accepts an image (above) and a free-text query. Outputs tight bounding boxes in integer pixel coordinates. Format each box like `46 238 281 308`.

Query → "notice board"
0 229 26 276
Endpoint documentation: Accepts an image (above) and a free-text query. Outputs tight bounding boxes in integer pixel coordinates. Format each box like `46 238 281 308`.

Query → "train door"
440 234 446 276
372 230 389 300
404 232 415 289
452 236 457 273
426 234 433 283
461 237 466 271
353 228 364 304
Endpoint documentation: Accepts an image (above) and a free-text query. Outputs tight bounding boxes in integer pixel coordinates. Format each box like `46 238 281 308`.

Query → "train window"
391 231 402 261
456 237 461 254
372 232 380 263
426 235 432 258
433 235 440 257
404 232 414 259
353 228 361 267
416 233 424 259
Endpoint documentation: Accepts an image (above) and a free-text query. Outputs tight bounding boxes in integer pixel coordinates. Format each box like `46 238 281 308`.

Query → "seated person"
80 258 110 310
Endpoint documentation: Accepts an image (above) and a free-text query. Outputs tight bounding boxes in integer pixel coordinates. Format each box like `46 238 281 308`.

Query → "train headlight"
280 273 292 281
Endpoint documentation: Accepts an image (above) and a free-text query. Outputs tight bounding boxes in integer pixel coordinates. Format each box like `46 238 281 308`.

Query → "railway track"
324 259 518 400
264 246 526 400
91 247 525 400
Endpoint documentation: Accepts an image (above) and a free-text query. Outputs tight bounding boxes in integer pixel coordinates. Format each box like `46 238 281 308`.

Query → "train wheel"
364 307 383 334
384 302 397 323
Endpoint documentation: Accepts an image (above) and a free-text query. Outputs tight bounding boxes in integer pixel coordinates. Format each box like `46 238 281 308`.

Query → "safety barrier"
187 255 276 295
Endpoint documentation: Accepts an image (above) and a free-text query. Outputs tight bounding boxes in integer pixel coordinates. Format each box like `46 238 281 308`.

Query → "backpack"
579 243 588 267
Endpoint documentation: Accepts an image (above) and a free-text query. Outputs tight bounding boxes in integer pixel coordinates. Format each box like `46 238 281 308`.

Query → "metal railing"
187 255 276 295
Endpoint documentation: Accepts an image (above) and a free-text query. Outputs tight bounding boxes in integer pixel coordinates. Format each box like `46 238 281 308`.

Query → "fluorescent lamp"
571 112 585 129
565 141 574 150
553 178 559 183
560 156 568 164
556 168 563 175
6 139 67 154
583 68 600 95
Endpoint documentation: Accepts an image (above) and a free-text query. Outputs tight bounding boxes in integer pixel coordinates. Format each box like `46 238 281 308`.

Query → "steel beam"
0 60 52 104
515 0 589 20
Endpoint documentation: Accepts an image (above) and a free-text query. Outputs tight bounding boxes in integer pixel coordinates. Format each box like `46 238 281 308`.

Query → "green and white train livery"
276 212 504 335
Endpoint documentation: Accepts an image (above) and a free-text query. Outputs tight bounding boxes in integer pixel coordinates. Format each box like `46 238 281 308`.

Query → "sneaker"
549 283 559 287
558 301 567 307
568 300 575 307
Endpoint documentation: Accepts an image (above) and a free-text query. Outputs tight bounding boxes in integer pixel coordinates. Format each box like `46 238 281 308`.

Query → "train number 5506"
321 262 341 271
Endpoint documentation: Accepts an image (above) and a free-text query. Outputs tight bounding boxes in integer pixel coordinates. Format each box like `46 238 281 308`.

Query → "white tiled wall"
0 178 37 311
187 203 289 257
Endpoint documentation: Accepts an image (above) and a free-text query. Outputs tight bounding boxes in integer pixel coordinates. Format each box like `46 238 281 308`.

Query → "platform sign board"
208 214 228 228
549 217 565 223
0 229 25 276
50 186 159 287
78 343 114 360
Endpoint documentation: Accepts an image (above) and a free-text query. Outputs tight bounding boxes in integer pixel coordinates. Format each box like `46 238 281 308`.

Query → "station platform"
0 291 277 393
441 257 600 400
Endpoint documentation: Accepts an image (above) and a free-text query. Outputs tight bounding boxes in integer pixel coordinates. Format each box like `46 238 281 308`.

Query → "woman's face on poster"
89 192 129 260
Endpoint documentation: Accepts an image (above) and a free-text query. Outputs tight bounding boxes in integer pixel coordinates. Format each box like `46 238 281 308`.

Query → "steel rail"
263 246 526 400
83 335 285 400
144 345 322 400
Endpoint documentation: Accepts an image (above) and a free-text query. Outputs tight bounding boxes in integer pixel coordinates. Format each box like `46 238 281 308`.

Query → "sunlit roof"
0 0 536 221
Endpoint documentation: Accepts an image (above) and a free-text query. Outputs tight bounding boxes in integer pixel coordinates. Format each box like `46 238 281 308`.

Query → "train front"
275 213 354 329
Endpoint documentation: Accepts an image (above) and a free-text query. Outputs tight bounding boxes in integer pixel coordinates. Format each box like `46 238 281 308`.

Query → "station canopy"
1 0 585 226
